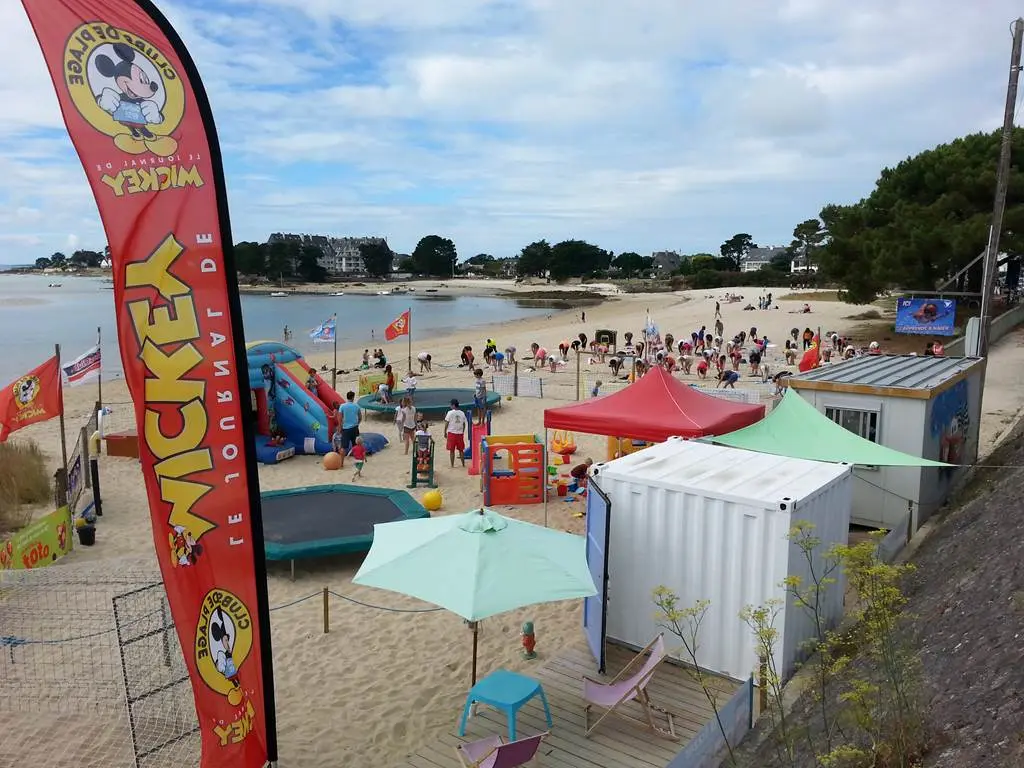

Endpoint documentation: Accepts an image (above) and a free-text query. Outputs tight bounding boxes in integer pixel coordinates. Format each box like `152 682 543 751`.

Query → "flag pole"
332 313 338 391
55 343 68 477
407 306 412 373
96 326 103 408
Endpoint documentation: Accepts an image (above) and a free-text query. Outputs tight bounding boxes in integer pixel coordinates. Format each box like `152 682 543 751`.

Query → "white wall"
798 390 924 529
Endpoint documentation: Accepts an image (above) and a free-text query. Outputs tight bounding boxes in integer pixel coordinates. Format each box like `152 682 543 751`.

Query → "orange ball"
323 451 343 470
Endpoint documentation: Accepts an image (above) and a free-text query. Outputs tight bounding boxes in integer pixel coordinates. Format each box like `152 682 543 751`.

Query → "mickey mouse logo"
64 25 185 156
195 589 254 708
13 375 40 409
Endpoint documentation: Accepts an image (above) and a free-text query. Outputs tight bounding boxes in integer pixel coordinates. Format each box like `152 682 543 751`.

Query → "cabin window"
824 406 879 443
824 406 880 470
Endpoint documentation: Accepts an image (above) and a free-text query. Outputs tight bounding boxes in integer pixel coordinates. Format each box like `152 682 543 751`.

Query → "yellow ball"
506 395 512 401
322 451 343 470
422 490 443 511
227 687 243 707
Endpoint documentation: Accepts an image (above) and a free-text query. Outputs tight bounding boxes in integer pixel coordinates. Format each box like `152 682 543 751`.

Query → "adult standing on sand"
338 390 362 468
444 399 468 468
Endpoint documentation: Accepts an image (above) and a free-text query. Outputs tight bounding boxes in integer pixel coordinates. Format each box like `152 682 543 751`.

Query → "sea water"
0 274 556 385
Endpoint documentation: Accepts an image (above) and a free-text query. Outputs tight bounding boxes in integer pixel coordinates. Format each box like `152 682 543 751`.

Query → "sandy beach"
6 285 1024 767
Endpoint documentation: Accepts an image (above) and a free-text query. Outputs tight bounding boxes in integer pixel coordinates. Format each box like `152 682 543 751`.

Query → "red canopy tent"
543 367 765 442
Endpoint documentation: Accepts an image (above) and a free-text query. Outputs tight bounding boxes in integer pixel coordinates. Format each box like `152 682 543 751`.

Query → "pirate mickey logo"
195 590 255 709
13 375 41 408
64 25 185 156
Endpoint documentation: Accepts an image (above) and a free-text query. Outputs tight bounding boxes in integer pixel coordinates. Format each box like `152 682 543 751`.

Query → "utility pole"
979 17 1024 358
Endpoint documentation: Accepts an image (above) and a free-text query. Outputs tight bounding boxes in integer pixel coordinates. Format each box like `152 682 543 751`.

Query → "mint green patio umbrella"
353 507 597 683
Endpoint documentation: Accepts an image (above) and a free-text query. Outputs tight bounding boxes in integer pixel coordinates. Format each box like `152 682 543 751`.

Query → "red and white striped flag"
61 345 101 387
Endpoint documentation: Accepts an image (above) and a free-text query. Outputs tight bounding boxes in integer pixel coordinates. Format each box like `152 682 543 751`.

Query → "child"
696 356 709 380
591 379 603 398
377 381 391 404
718 369 740 389
402 371 418 400
473 368 487 426
350 437 367 480
414 418 432 473
397 397 417 455
570 457 593 489
306 368 319 397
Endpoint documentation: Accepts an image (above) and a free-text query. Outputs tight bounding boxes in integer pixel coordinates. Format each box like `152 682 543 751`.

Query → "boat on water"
270 291 289 298
330 291 345 296
377 290 391 295
48 283 62 288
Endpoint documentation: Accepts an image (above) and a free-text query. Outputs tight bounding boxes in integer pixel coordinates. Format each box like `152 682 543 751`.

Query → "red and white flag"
0 356 62 442
61 345 101 387
384 310 411 341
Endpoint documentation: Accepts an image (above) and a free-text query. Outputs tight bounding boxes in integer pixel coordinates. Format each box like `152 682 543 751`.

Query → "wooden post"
322 586 330 633
575 349 582 401
56 343 68 476
513 361 518 397
81 427 91 489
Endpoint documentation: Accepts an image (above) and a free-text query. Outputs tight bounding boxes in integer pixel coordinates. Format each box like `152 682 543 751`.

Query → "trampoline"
359 388 501 417
261 484 428 570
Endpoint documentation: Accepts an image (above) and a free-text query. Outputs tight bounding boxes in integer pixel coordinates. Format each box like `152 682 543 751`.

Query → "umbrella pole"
471 621 479 685
543 428 549 528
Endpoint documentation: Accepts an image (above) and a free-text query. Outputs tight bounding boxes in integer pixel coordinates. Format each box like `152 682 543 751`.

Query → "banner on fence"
0 506 73 571
22 2 277 765
67 452 84 511
358 372 387 396
895 298 956 336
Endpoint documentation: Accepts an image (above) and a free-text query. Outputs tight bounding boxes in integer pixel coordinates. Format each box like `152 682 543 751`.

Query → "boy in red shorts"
444 398 468 468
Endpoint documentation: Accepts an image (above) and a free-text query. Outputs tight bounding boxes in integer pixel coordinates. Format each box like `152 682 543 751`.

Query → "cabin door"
583 479 611 672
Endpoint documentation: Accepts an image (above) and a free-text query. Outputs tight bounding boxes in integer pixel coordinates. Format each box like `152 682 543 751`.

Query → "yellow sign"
358 372 387 397
0 506 73 570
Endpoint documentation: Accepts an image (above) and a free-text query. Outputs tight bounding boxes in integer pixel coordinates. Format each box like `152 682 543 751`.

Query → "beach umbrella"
353 507 597 683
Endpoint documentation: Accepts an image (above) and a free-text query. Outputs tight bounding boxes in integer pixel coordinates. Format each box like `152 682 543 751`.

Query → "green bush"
0 441 51 535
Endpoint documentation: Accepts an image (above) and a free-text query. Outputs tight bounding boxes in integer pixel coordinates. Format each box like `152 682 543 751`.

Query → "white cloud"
0 0 1021 262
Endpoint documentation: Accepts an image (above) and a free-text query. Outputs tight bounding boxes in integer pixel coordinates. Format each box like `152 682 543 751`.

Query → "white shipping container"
590 437 853 682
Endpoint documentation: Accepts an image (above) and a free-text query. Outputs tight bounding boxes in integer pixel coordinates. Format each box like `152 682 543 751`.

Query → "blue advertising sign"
895 298 956 336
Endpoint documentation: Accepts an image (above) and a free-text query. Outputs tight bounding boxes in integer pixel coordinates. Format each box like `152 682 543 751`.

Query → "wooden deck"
396 640 740 768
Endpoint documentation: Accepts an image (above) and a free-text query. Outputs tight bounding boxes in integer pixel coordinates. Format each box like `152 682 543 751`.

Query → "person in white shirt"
402 372 418 400
417 351 432 372
443 398 468 468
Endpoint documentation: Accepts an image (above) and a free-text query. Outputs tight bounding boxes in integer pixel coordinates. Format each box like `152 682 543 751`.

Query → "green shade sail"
353 507 597 622
709 390 949 467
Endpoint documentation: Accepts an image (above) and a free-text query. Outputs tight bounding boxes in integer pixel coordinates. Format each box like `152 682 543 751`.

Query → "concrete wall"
946 303 1024 356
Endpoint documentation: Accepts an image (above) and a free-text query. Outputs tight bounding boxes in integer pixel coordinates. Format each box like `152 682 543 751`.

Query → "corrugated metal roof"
594 436 850 505
792 354 981 391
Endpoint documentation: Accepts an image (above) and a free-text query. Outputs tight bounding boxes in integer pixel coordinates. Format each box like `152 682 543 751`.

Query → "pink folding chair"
454 731 548 767
582 633 678 739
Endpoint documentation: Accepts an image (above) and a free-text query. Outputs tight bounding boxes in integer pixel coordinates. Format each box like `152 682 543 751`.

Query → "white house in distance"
740 246 787 272
789 355 984 532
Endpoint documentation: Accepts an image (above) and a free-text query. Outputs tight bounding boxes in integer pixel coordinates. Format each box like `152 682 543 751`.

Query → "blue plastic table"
458 669 553 741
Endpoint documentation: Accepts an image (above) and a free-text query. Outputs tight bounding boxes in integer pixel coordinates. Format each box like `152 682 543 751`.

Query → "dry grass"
843 309 883 320
780 290 844 302
0 441 51 535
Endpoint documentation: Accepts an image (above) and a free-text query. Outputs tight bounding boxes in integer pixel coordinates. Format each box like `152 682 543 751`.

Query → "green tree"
787 218 826 271
48 252 67 269
34 256 51 269
549 239 611 280
233 241 266 276
720 233 757 271
265 240 294 279
818 128 1024 303
516 240 552 277
69 249 103 268
612 251 654 278
359 240 394 279
296 244 327 282
410 235 458 277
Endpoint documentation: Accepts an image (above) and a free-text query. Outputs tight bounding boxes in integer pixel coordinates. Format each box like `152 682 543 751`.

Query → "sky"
0 1 1021 264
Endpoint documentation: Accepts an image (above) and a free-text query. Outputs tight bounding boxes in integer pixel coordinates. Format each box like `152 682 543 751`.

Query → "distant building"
651 251 682 273
267 233 390 275
741 246 787 273
790 252 819 274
